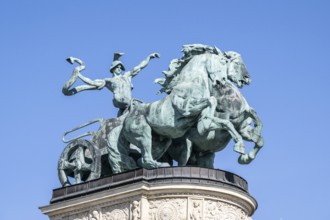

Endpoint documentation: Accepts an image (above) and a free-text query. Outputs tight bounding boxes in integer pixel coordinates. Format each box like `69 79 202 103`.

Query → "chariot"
58 118 116 186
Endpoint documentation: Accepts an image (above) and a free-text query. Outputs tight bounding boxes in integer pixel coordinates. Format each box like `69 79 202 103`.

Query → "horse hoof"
158 162 170 167
137 158 143 167
238 154 252 164
140 158 170 169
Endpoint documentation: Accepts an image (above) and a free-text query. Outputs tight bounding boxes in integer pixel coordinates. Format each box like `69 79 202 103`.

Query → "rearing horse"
165 51 263 168
117 50 247 170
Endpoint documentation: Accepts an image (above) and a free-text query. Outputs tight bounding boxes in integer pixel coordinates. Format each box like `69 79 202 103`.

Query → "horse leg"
136 128 170 168
246 109 264 146
238 115 264 164
187 151 197 166
109 127 139 173
167 137 192 166
240 119 264 148
197 96 245 154
238 145 262 164
124 115 169 169
152 135 173 161
197 96 217 136
187 149 215 168
136 125 154 168
196 152 215 169
207 117 245 154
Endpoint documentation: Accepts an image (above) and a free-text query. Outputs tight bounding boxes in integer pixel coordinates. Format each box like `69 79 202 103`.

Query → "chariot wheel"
58 139 102 186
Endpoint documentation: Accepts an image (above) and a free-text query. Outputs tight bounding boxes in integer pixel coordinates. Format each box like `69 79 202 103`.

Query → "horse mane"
156 44 221 94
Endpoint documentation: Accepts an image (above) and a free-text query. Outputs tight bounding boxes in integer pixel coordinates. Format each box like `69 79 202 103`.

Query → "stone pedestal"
40 167 257 220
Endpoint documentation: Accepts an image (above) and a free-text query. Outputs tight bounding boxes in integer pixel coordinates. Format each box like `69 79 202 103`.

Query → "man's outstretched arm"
128 53 160 77
62 57 106 96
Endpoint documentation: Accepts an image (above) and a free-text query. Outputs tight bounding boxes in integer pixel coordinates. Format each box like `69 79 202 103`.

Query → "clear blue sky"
1 1 329 219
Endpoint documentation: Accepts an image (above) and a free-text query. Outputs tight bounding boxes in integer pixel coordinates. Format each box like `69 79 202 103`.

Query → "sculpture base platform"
40 167 257 220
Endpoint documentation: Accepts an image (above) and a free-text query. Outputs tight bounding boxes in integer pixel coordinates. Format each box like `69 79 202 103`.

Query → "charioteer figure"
63 52 160 116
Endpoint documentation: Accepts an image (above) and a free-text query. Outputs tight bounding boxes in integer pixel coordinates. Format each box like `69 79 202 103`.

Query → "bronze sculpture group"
58 44 263 187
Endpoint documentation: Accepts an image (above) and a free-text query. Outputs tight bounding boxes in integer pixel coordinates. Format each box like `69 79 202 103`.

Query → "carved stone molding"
149 198 187 220
88 209 101 220
40 168 256 220
65 211 89 220
42 194 253 220
204 199 248 220
102 203 129 220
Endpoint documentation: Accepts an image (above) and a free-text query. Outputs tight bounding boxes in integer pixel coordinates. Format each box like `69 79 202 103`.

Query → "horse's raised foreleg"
238 109 264 164
211 117 245 154
238 145 262 164
238 132 263 164
247 108 264 147
196 96 245 154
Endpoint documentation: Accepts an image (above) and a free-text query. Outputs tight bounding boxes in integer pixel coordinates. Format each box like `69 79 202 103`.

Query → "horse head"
224 51 251 88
